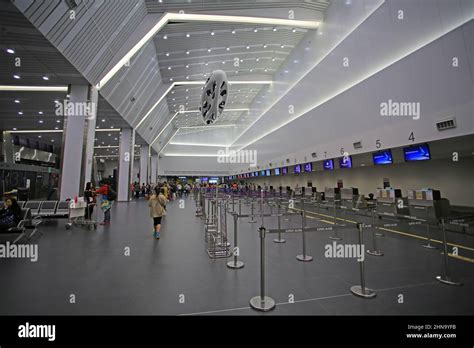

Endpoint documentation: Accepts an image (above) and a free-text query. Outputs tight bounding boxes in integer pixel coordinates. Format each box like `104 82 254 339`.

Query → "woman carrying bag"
149 187 168 239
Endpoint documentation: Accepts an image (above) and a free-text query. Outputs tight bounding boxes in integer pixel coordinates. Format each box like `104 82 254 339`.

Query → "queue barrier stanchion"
366 208 383 257
296 199 312 262
273 202 286 243
350 222 376 298
436 218 462 286
249 225 276 311
227 213 244 269
422 208 437 249
329 201 342 241
249 200 257 223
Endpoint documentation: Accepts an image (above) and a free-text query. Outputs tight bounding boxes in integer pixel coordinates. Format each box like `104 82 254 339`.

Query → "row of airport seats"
4 200 70 218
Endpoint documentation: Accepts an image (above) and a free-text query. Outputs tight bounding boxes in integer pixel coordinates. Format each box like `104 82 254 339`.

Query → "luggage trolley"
65 199 97 230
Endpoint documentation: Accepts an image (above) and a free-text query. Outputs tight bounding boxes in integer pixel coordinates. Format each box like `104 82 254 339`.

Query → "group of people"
83 179 117 225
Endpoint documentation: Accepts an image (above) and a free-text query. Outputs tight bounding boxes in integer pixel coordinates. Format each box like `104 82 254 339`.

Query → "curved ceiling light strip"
95 12 319 89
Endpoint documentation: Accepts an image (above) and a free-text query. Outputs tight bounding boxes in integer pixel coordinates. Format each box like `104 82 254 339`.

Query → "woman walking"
149 187 167 239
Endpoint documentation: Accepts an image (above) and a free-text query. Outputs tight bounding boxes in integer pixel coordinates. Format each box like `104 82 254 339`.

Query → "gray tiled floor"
0 196 472 316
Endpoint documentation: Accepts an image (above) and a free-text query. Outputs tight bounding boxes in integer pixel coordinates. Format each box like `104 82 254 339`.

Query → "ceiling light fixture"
0 85 68 92
6 48 15 54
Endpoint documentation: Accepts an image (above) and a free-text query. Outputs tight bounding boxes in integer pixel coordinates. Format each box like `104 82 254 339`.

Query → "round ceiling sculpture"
199 70 228 124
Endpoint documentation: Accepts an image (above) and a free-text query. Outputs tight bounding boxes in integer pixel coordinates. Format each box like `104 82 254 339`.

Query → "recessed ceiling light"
205 62 208 66
165 52 170 57
185 89 189 92
211 31 215 36
163 35 167 39
284 70 289 73
256 58 259 62
186 76 189 79
264 69 268 72
55 126 59 130
292 28 296 32
207 48 211 52
231 29 236 34
96 126 99 129
272 58 276 62
110 126 114 128
263 44 267 48
51 139 55 142
170 78 173 81
226 47 230 51
222 61 225 64
14 99 20 103
12 127 17 131
293 60 299 63
54 100 59 103
246 45 250 49
6 48 15 54
56 119 61 123
18 111 23 115
108 133 111 136
254 28 258 33
186 50 190 55
185 64 189 68
38 111 43 115
39 120 43 123
38 135 42 138
280 45 284 48
186 33 190 38
249 69 253 72
42 76 49 80
273 27 277 32
13 75 20 79
168 66 171 70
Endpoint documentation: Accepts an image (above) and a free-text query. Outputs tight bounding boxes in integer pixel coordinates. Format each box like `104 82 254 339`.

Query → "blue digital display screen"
373 150 393 165
254 171 259 177
274 168 280 176
282 167 288 175
294 164 302 174
266 169 271 176
251 172 255 177
201 177 208 182
404 144 431 162
323 159 334 170
304 163 312 172
339 156 352 169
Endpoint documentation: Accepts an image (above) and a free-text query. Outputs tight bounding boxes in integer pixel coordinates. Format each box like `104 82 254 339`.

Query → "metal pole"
422 207 437 249
249 199 256 223
436 218 462 286
250 227 275 311
273 201 286 243
227 213 244 269
297 199 312 261
330 201 342 240
366 208 383 256
351 223 376 298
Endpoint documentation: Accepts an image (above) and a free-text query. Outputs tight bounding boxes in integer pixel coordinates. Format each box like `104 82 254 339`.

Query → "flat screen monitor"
323 159 334 170
304 162 312 172
294 164 302 174
403 144 431 162
282 167 288 175
373 150 393 165
274 168 280 176
251 172 255 177
201 177 208 182
254 171 259 177
339 156 352 169
260 170 265 176
266 169 271 176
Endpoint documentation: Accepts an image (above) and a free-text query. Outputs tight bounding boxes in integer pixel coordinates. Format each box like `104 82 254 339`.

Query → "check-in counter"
340 187 366 209
376 188 408 216
407 189 450 223
324 187 341 205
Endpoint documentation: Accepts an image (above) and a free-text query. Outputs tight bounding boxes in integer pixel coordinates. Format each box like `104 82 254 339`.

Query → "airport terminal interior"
0 0 473 322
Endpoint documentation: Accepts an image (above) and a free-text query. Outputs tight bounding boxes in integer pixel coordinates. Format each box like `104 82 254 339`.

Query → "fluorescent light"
6 48 15 54
162 153 222 157
159 128 179 154
96 12 319 89
7 129 63 134
42 76 49 80
0 85 68 92
169 142 230 147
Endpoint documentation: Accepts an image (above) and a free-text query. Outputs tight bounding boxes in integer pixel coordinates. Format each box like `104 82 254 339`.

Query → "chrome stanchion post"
239 198 242 216
436 218 462 286
351 223 376 298
227 213 244 269
249 199 256 223
330 201 342 240
273 201 286 243
422 208 437 249
249 220 275 310
366 208 383 256
296 199 312 261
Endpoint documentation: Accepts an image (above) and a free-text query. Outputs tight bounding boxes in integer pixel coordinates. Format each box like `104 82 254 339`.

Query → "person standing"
149 187 167 239
96 180 115 225
84 182 96 220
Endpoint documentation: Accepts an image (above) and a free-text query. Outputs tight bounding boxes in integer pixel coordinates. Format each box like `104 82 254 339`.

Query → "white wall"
241 157 474 207
157 155 230 176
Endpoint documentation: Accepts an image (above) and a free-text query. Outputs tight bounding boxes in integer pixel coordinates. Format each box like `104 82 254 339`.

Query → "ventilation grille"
436 118 456 131
353 141 363 149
